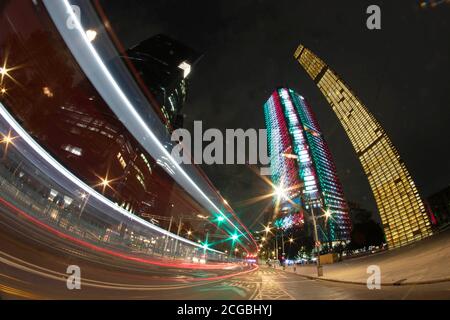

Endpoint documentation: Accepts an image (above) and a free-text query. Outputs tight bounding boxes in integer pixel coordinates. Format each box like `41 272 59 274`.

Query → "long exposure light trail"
0 195 234 270
42 0 254 247
0 250 258 290
0 102 222 255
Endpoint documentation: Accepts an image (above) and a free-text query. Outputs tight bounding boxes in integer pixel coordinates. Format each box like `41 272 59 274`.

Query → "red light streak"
0 196 258 277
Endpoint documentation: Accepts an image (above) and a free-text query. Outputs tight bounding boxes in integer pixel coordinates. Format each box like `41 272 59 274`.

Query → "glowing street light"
217 215 225 222
0 61 21 84
97 174 114 194
324 209 332 219
0 64 11 84
274 185 287 200
100 177 110 188
0 87 6 95
1 130 16 147
289 238 294 243
1 130 16 158
231 234 238 241
187 230 192 236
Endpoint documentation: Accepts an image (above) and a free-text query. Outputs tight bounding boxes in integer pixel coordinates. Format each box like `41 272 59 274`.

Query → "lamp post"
309 206 323 277
281 230 286 269
324 209 333 250
274 234 278 264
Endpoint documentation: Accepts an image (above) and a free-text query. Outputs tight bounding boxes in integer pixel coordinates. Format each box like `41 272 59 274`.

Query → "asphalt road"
1 202 449 300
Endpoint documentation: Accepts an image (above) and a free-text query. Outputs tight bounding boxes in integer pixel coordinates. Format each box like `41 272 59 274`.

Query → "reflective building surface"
0 0 256 257
125 34 201 131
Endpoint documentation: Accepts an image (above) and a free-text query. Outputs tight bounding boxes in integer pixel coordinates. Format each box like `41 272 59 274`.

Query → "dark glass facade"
125 34 201 132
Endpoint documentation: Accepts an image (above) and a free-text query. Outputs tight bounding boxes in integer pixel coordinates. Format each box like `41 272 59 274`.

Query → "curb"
276 267 450 287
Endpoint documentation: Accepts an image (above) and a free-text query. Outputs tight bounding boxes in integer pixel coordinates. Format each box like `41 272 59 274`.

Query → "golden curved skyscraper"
294 44 432 248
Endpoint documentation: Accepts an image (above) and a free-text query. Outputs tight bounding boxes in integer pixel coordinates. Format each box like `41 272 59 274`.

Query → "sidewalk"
277 228 450 286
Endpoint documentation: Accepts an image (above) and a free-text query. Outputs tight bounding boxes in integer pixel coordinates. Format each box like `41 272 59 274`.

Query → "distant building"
426 186 450 226
263 88 352 242
125 34 202 131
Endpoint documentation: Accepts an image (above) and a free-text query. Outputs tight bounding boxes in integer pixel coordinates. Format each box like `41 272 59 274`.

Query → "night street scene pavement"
0 0 450 304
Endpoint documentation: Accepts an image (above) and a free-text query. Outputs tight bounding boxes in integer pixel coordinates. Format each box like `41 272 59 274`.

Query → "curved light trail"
41 0 255 248
0 250 259 290
0 195 240 270
0 102 222 255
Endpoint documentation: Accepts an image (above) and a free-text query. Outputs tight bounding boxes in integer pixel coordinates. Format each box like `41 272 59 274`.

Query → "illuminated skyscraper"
264 88 351 242
294 44 432 248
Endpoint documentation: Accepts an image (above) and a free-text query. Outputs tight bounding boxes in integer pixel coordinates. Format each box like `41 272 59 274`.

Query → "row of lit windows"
296 48 432 248
299 49 325 80
283 88 351 240
317 73 383 153
264 95 302 191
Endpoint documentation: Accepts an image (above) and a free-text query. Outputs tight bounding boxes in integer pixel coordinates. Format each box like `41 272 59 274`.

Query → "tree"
349 220 385 250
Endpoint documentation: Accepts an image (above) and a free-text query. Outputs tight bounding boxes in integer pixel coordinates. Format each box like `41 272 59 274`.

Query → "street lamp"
274 185 287 200
322 208 333 249
309 205 323 277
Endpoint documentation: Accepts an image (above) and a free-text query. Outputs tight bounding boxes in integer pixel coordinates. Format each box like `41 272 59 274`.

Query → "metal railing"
0 105 231 266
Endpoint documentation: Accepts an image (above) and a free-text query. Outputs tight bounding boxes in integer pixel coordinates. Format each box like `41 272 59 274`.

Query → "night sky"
102 0 450 229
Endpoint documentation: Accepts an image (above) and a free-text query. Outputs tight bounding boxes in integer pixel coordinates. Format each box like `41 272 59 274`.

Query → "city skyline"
0 0 449 302
100 0 450 229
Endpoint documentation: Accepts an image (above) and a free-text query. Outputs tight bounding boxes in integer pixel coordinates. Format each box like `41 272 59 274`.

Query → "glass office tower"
294 44 432 248
264 88 351 242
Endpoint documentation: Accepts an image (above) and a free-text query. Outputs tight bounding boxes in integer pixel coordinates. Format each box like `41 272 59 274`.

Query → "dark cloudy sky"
101 0 450 228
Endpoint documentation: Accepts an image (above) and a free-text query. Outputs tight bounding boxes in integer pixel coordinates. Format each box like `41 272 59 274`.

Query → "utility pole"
173 216 183 257
275 234 279 262
163 216 173 256
310 207 323 277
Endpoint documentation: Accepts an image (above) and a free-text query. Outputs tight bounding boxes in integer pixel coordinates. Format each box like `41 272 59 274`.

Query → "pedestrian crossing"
219 268 296 300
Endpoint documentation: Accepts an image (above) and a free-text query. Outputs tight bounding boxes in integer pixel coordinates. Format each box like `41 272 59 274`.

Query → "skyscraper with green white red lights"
263 88 352 242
